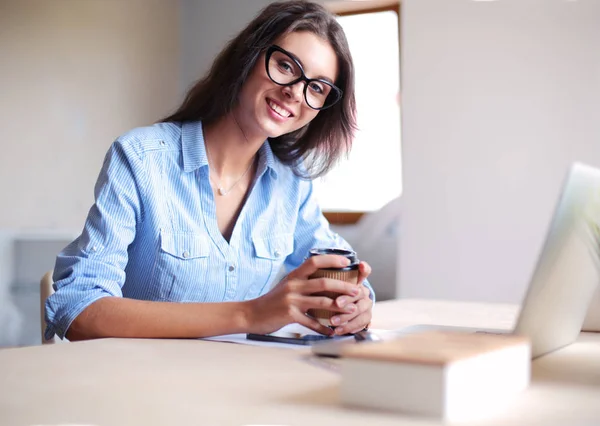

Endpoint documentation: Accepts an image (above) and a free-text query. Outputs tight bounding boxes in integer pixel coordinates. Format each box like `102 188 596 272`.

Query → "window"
313 9 402 216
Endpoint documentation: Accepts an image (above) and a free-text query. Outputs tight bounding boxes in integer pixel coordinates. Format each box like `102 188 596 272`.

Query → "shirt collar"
181 120 278 179
257 138 278 179
181 121 208 172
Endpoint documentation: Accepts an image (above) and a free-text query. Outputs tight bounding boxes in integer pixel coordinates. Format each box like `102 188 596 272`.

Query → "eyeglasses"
265 45 343 110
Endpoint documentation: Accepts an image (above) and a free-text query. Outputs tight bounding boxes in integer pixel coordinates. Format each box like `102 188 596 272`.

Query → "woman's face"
236 30 338 141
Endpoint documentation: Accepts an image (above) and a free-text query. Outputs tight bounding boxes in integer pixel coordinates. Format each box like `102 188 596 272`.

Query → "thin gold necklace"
206 114 255 196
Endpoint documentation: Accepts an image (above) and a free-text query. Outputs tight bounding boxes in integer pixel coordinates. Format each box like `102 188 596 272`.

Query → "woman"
45 0 375 341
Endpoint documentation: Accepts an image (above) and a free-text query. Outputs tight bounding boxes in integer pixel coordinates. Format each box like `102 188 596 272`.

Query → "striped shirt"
45 120 374 340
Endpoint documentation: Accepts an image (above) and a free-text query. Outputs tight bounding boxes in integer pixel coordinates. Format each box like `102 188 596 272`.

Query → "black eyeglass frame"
264 45 343 111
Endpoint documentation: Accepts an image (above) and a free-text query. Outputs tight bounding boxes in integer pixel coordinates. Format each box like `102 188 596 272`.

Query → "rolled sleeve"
285 178 376 303
45 140 145 340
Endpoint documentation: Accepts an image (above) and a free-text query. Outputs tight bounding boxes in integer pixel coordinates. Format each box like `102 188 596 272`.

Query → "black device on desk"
246 332 352 346
246 330 378 346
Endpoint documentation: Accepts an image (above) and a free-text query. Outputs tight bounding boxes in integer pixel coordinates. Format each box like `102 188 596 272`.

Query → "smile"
267 98 293 118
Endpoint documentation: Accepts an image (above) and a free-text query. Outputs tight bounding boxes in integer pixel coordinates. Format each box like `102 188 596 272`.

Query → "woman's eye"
278 61 295 74
309 82 324 95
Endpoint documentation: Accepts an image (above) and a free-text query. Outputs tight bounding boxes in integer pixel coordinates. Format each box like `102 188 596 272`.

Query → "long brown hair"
161 0 356 179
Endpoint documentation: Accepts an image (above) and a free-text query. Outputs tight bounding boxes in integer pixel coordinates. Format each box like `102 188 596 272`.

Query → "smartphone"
246 332 352 346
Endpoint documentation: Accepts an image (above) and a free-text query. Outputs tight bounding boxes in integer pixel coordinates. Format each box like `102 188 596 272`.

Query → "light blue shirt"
45 121 374 340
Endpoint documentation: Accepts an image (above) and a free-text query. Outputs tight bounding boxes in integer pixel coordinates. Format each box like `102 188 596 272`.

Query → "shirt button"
274 250 280 257
160 140 166 145
91 246 97 252
182 251 190 258
228 265 235 272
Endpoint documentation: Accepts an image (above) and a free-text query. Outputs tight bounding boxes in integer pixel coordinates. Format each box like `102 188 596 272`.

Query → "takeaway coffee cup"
306 248 360 327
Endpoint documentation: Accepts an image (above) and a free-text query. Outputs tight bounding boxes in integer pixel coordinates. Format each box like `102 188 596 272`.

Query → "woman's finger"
334 311 372 335
291 277 361 297
335 284 371 308
334 293 359 308
329 297 371 327
356 261 372 285
293 312 335 336
287 254 351 280
300 295 357 314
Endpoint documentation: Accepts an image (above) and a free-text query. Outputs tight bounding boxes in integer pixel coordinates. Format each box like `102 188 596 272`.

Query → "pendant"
218 187 227 196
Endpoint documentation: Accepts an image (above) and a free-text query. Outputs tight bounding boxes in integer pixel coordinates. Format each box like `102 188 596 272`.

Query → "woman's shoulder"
265 146 301 185
114 121 183 156
268 155 313 199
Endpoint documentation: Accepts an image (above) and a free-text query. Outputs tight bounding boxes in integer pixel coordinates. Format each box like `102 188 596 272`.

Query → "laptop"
313 162 600 359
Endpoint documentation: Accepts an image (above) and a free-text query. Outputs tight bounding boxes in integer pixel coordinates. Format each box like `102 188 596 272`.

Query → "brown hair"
161 0 356 179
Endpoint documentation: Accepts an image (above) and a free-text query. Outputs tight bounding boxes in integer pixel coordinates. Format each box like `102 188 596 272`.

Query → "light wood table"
2 299 600 426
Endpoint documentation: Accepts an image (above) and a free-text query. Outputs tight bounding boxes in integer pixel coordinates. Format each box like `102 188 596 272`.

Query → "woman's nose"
282 81 304 103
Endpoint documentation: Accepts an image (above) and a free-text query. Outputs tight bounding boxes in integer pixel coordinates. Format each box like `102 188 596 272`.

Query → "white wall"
179 0 275 94
0 0 180 232
399 0 600 303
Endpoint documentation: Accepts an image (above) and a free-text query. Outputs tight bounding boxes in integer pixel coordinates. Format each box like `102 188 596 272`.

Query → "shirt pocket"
250 233 294 297
154 230 212 301
161 231 210 260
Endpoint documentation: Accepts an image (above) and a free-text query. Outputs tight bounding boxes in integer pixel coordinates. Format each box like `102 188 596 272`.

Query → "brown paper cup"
307 268 359 327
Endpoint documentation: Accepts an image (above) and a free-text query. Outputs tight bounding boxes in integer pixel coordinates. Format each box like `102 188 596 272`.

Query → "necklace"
205 114 255 196
207 150 254 196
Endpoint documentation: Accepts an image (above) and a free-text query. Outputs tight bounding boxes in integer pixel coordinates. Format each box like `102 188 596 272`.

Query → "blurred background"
1 0 599 347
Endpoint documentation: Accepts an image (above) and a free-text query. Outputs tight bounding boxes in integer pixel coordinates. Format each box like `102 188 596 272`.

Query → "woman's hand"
330 261 373 335
246 254 361 335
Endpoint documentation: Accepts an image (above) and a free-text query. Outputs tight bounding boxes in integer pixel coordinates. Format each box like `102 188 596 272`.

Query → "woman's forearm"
66 296 251 341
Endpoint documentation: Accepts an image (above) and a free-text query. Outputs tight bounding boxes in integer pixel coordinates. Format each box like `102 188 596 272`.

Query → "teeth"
268 99 291 118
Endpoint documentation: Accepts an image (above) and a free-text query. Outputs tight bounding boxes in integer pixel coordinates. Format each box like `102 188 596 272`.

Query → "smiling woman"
44 1 376 343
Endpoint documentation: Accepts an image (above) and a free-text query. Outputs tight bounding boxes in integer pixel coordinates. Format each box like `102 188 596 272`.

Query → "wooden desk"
2 299 600 426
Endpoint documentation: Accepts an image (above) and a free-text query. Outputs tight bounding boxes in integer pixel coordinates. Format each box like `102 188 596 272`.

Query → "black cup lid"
309 248 359 271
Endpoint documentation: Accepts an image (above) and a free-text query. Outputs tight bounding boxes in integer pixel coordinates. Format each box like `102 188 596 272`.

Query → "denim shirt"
45 121 374 340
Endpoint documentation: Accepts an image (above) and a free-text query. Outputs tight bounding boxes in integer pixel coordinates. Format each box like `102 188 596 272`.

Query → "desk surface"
2 299 600 426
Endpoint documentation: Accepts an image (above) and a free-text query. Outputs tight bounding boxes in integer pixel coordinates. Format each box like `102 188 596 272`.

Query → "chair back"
40 270 55 344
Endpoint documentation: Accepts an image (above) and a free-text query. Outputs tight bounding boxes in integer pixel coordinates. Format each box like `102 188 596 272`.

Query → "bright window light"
313 10 402 212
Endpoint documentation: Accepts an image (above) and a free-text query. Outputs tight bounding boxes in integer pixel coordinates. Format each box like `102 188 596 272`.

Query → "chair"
343 196 401 301
40 270 56 344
